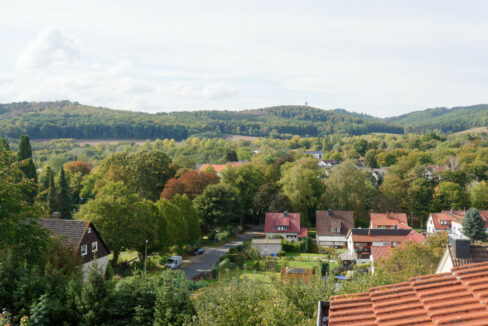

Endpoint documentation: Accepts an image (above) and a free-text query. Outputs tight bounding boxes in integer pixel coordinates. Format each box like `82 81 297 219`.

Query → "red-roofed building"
427 210 488 235
369 212 410 229
318 262 488 326
345 228 425 267
264 211 307 242
197 161 246 175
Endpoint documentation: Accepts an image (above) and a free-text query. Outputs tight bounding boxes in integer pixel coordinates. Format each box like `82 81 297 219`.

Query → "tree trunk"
112 249 120 267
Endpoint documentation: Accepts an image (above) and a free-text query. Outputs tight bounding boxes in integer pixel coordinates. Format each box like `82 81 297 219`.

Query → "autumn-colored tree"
160 170 219 200
64 161 92 176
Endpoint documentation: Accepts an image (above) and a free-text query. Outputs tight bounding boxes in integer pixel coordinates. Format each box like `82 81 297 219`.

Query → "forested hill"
1 101 487 140
386 104 488 133
0 101 403 140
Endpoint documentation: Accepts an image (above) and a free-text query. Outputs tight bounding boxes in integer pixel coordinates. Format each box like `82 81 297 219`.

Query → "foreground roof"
328 262 488 326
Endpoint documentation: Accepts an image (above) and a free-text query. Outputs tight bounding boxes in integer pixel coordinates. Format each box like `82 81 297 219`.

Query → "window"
383 242 390 246
87 227 91 233
92 241 98 253
276 225 288 231
81 245 87 256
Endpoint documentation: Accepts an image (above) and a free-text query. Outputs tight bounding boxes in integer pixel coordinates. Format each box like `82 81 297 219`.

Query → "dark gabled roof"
449 244 488 267
316 210 353 236
38 219 89 249
350 228 411 236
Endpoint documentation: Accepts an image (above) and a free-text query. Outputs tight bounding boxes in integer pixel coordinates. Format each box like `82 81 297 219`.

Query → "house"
315 210 353 248
345 228 423 265
318 160 341 169
370 229 425 273
264 211 308 242
197 161 247 175
426 210 488 234
423 164 449 181
436 234 488 274
38 219 110 281
319 261 488 325
251 238 282 257
304 150 324 160
369 212 410 229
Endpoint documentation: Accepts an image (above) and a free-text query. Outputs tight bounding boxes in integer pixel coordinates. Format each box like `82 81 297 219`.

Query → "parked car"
164 256 182 269
190 247 205 256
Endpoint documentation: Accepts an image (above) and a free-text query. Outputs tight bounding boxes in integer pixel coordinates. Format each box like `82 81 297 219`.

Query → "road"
182 232 259 279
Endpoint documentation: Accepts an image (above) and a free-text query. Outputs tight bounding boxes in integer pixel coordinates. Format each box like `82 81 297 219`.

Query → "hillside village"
4 128 488 325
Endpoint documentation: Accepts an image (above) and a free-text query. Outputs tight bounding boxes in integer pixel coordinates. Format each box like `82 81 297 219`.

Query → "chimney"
448 234 471 259
328 209 332 216
284 211 288 217
393 224 398 229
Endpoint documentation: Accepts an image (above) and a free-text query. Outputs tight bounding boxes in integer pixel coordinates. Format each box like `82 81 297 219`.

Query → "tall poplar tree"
17 135 37 181
47 168 57 214
57 167 72 219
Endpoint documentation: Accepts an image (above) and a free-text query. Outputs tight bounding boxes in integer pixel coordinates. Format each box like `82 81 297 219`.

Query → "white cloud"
0 75 13 86
16 27 80 70
202 82 238 100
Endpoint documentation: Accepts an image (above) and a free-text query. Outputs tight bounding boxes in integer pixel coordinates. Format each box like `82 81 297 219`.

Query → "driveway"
182 232 260 279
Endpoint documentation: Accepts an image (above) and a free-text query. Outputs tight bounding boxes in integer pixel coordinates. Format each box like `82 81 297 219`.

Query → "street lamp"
144 240 148 276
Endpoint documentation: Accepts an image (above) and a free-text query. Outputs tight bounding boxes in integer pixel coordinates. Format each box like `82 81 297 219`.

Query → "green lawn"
239 272 279 283
285 253 329 258
109 251 138 262
283 260 322 269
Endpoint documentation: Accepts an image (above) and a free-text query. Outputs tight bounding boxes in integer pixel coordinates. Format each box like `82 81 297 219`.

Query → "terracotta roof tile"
430 210 488 230
328 262 488 325
370 213 408 229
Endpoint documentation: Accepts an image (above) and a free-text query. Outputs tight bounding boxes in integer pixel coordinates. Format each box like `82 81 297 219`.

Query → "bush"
278 250 286 257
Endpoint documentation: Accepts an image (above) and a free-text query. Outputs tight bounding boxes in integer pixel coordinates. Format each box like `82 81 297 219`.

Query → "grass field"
239 271 279 283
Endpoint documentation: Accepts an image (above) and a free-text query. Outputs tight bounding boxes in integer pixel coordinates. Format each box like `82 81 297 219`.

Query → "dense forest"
387 104 488 133
0 101 405 140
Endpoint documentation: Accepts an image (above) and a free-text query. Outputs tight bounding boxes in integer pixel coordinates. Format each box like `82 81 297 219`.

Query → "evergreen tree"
462 208 487 241
47 168 57 214
17 135 37 181
364 150 379 168
57 167 72 219
0 138 9 152
17 135 32 161
153 271 195 326
77 267 111 326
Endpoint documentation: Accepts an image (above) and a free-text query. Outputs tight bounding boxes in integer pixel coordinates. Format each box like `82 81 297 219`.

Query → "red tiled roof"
298 227 308 238
400 230 426 245
370 212 409 229
430 210 488 230
352 234 407 243
329 262 488 326
264 212 301 234
371 246 392 261
198 162 243 173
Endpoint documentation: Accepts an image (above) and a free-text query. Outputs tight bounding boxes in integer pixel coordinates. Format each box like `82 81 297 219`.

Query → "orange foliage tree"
161 170 219 200
64 161 92 176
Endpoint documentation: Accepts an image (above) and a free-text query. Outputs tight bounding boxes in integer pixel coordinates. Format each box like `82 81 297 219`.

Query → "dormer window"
276 225 289 231
87 227 91 233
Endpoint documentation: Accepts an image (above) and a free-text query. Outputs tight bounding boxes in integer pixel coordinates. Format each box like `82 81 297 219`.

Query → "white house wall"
81 255 109 282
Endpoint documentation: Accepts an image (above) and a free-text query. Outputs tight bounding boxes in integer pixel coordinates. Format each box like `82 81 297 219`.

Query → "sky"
1 1 488 117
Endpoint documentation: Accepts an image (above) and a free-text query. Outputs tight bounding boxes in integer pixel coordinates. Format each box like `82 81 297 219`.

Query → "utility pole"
144 240 148 276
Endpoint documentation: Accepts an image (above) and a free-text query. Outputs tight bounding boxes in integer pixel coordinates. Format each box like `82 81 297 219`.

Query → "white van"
164 256 182 269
